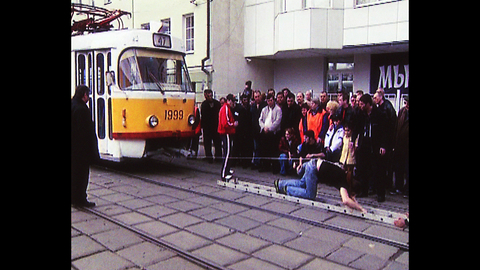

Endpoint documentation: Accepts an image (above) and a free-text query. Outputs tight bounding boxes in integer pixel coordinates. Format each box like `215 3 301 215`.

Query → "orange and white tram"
71 29 196 161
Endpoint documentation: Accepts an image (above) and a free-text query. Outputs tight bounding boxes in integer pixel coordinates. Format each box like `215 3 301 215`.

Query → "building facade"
72 0 408 108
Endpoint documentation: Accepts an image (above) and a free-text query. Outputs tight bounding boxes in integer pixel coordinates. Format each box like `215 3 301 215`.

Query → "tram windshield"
118 48 193 92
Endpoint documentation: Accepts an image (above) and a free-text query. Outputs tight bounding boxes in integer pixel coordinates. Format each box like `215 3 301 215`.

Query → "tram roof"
71 29 184 54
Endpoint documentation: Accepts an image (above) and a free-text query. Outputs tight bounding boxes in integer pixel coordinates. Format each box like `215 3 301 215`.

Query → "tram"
71 29 196 162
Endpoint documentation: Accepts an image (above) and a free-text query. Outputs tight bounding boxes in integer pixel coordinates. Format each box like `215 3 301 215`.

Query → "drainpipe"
201 0 212 89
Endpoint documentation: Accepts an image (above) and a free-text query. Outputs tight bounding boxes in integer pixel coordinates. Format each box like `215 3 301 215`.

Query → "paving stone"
349 254 387 270
88 187 116 197
301 226 352 244
238 209 279 223
215 214 261 232
144 194 179 205
326 247 364 265
136 205 178 219
216 232 271 253
395 251 408 265
209 201 249 214
289 207 336 223
71 210 97 224
383 261 409 270
159 212 203 228
90 227 144 251
147 256 206 270
297 258 356 270
363 225 409 244
246 224 298 244
101 192 136 203
186 195 222 206
252 244 313 270
234 194 274 207
267 217 313 234
116 198 155 209
185 221 233 240
133 220 178 238
211 189 247 200
342 237 398 259
71 235 106 260
228 257 286 270
164 200 203 212
72 217 119 235
188 206 231 221
116 242 176 267
94 204 132 216
191 243 249 266
259 201 301 214
284 235 339 257
112 211 153 225
324 215 372 231
161 230 211 251
72 250 135 270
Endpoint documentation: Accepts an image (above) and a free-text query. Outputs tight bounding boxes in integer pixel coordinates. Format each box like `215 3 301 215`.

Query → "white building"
72 0 408 107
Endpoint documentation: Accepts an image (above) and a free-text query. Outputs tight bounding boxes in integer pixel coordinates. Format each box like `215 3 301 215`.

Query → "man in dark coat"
71 85 99 207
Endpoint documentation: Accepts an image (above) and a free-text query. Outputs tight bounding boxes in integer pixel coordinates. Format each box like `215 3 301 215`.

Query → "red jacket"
218 103 236 135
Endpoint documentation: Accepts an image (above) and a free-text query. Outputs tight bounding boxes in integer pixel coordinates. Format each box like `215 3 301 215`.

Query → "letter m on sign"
378 65 392 89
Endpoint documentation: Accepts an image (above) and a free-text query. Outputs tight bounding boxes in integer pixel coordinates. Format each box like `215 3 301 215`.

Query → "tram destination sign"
153 33 172 48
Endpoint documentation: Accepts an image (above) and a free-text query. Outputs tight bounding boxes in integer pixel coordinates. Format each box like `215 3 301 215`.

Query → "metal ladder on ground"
217 179 407 226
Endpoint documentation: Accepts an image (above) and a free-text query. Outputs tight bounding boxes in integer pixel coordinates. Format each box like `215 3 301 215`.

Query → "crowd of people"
188 80 409 203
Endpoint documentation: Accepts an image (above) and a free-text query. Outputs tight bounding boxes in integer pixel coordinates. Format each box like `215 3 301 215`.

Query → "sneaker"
274 179 280 193
222 175 233 182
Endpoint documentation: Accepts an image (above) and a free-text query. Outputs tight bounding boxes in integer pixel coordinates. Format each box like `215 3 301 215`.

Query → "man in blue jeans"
275 158 366 213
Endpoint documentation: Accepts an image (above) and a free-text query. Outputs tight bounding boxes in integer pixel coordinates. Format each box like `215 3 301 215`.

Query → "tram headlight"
147 115 159 128
188 115 195 126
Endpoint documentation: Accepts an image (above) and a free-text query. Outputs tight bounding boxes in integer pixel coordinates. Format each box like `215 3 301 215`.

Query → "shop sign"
370 52 409 94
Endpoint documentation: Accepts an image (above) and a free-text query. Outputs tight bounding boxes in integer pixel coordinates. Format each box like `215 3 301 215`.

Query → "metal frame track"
217 180 406 225
77 206 228 270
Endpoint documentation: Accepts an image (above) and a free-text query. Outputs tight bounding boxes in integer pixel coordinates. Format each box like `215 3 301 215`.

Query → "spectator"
393 96 409 197
306 98 326 143
218 94 238 181
319 100 340 143
337 91 354 126
353 93 388 202
243 80 253 101
267 88 275 97
375 88 397 191
258 93 282 173
298 130 323 161
282 87 292 98
201 89 222 163
274 158 366 213
296 92 305 105
281 92 302 137
350 94 357 109
305 89 314 107
251 90 267 170
219 96 226 107
187 105 201 159
298 102 310 143
276 91 286 108
233 94 253 168
278 128 300 176
339 123 356 191
324 113 344 162
319 91 329 112
71 85 99 207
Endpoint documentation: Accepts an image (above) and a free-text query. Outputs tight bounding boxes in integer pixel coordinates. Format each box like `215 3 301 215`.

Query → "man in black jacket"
71 85 99 207
353 94 388 202
200 89 222 163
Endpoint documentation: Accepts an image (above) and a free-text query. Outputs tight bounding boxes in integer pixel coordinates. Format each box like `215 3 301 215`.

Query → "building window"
327 61 354 93
184 14 194 53
160 18 171 35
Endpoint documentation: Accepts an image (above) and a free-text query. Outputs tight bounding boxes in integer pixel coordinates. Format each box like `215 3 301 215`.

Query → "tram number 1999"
165 110 183 120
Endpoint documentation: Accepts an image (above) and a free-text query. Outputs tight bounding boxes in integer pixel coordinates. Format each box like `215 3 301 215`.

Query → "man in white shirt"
258 93 282 173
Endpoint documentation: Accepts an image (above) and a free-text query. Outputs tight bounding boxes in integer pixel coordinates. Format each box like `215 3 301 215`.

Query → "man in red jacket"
218 94 238 181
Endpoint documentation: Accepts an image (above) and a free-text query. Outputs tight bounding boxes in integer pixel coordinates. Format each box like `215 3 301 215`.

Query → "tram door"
94 50 111 156
76 50 111 158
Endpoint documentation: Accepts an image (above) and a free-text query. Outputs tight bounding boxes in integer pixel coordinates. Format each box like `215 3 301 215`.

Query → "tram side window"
77 54 86 86
97 98 105 139
97 54 105 95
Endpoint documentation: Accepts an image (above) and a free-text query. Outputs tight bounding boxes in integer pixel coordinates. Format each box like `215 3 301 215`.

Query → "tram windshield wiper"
148 70 165 94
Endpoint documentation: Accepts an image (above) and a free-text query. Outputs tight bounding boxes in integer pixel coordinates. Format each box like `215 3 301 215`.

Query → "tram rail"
76 206 228 270
93 161 409 251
